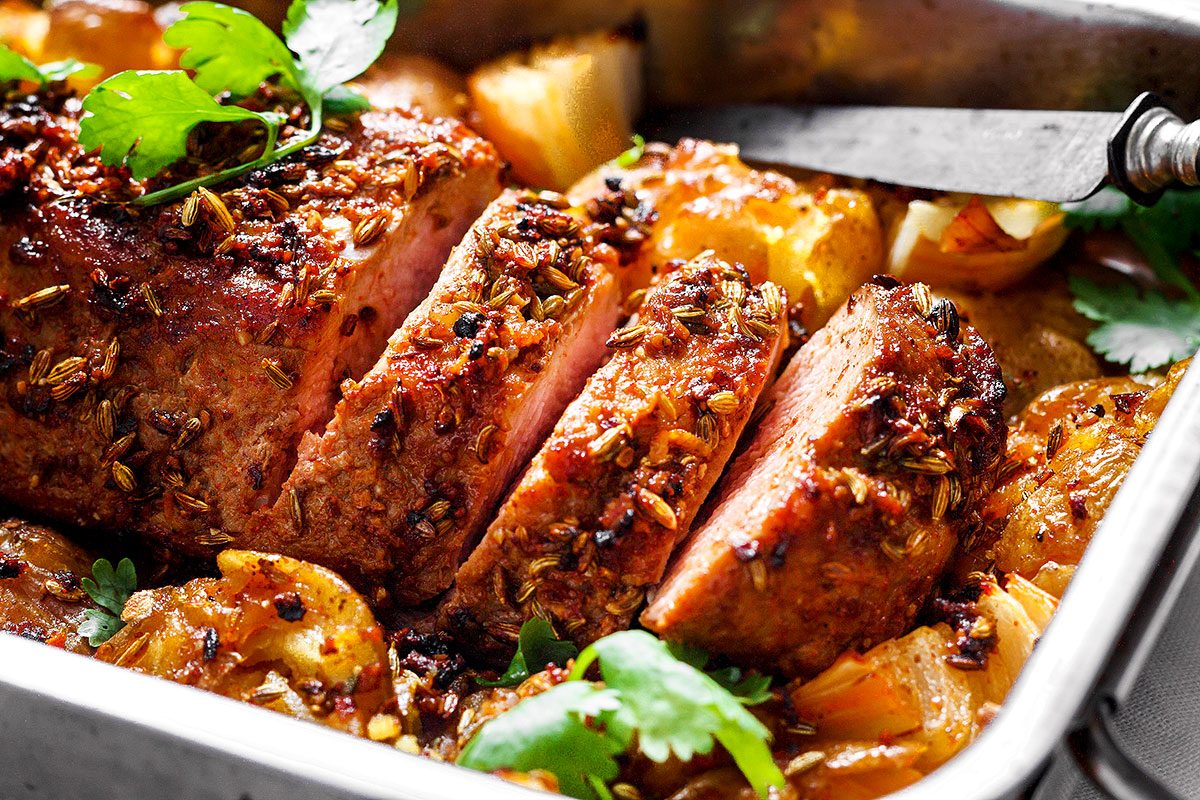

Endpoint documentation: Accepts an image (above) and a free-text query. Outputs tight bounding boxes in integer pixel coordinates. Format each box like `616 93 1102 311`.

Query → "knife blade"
644 95 1200 205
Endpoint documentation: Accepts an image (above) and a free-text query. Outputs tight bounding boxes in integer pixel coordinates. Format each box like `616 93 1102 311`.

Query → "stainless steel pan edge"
2 1 1200 799
0 635 546 800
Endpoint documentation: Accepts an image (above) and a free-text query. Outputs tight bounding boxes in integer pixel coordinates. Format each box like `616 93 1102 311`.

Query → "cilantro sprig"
78 557 137 647
614 133 645 168
477 617 578 688
458 628 785 800
0 43 98 86
1064 187 1200 371
78 0 397 206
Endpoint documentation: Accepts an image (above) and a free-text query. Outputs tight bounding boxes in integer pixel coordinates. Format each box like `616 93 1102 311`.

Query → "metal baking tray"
4 1 1200 798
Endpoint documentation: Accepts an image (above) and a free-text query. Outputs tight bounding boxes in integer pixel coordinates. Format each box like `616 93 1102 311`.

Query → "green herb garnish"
614 133 645 168
458 628 785 800
1064 187 1200 371
78 0 397 206
458 682 623 799
477 617 579 688
78 557 137 647
0 43 98 86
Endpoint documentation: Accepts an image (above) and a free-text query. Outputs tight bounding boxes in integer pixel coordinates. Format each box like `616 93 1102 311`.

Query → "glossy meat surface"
0 93 499 562
0 517 95 653
96 549 394 737
642 281 1007 677
254 183 650 606
441 254 787 658
976 361 1185 577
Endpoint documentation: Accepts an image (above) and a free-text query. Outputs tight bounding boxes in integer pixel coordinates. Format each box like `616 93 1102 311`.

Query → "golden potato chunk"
469 30 642 189
0 0 48 58
977 361 1185 578
0 518 96 654
41 0 175 84
97 550 394 738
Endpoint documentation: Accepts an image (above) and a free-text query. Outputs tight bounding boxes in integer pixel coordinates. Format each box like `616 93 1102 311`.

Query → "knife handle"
1110 92 1200 205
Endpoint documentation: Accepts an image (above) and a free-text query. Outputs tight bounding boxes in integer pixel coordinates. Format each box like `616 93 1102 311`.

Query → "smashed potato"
887 195 1069 291
590 139 884 324
975 361 1185 578
0 0 48 57
97 550 394 737
469 30 642 189
0 518 96 654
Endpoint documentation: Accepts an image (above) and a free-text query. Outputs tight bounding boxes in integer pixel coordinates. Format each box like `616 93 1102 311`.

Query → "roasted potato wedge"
469 30 642 189
356 53 468 119
97 550 394 738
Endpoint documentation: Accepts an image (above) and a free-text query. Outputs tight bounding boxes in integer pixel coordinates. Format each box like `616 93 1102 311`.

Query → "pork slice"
253 185 652 606
641 279 1007 677
0 94 500 561
440 254 787 658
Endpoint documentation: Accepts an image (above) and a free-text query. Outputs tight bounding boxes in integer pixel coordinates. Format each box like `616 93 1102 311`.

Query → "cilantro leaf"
79 70 280 180
81 557 137 615
477 618 579 688
457 682 623 799
164 2 302 98
78 557 137 646
78 608 124 647
615 133 645 168
283 0 399 95
0 44 99 86
322 83 372 116
707 667 774 706
1070 275 1200 372
666 640 773 705
0 45 42 84
571 631 784 799
1065 187 1200 298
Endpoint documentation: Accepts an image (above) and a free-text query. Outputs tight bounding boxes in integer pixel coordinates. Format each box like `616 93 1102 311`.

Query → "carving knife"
644 92 1200 205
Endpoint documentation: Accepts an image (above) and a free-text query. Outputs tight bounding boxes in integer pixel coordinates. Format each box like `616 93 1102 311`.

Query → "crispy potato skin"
967 361 1185 578
0 518 95 653
96 550 393 737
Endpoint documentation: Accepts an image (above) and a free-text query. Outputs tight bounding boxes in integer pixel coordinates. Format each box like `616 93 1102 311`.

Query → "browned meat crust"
252 183 651 607
0 92 499 562
0 517 96 653
642 279 1007 677
440 253 788 658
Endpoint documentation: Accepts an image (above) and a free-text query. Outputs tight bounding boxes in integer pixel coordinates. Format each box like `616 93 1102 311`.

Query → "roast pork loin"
441 253 787 657
252 183 651 606
0 93 500 560
642 279 1007 677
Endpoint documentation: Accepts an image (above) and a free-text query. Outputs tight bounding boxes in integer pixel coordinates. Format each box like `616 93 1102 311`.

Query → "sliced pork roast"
641 279 1007 677
441 253 787 658
253 184 651 606
0 94 500 561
